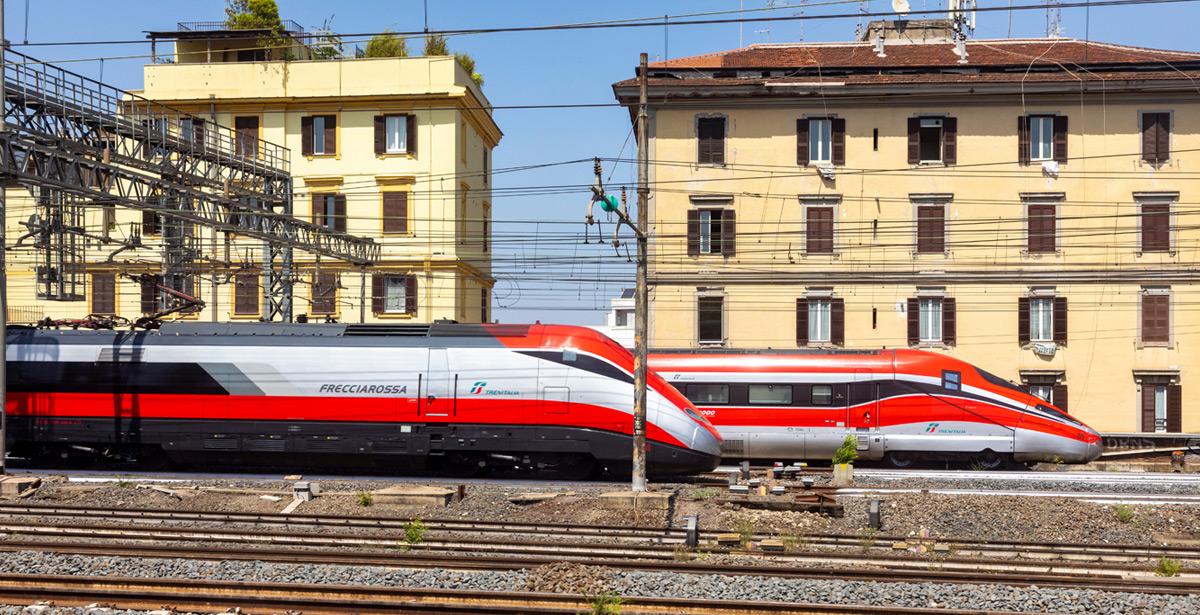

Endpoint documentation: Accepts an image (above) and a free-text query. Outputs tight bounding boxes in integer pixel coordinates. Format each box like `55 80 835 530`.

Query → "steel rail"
1 502 1197 563
0 536 1195 595
0 573 1011 615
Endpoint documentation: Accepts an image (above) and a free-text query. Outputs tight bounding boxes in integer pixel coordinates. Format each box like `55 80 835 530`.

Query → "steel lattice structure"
0 50 379 321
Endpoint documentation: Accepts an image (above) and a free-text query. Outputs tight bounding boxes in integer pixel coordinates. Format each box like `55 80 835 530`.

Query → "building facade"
6 21 499 325
613 21 1198 434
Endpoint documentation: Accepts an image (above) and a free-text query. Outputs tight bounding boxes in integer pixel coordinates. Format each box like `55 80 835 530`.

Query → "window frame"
917 117 944 164
384 114 408 154
808 117 833 164
696 115 727 166
696 291 726 346
1136 194 1175 255
942 370 962 391
316 193 339 230
379 274 410 315
1139 287 1172 347
810 384 833 406
310 271 339 316
231 271 260 318
90 272 117 316
748 384 793 406
807 297 832 344
697 209 724 255
1024 199 1059 255
686 383 730 405
1029 115 1055 162
803 201 836 255
914 200 948 255
1139 111 1172 164
919 297 944 343
1029 296 1054 343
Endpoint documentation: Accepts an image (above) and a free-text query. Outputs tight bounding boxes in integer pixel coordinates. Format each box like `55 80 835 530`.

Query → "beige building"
6 20 499 325
614 21 1199 434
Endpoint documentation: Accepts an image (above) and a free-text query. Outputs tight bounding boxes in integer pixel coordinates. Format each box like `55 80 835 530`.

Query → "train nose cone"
1083 430 1104 462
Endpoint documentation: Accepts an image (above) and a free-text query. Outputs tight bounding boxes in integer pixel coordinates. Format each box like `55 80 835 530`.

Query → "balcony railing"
176 20 306 34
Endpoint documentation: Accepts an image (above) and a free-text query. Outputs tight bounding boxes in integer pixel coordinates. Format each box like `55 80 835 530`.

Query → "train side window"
686 383 730 404
811 384 833 405
943 370 961 391
748 384 792 405
562 349 577 362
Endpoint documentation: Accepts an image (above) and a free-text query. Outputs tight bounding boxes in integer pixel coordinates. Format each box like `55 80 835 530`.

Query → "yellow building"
6 20 499 325
613 21 1198 435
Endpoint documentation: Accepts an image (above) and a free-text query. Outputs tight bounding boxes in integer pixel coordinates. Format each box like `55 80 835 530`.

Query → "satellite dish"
892 0 910 15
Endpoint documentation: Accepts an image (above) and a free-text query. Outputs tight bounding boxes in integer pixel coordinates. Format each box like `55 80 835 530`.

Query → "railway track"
0 573 1012 615
1 502 1197 569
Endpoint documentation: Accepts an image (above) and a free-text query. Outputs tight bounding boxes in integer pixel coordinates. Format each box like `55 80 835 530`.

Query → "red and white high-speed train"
649 348 1102 468
5 322 721 477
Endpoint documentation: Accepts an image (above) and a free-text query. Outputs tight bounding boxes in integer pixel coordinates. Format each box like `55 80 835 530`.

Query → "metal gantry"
0 48 379 321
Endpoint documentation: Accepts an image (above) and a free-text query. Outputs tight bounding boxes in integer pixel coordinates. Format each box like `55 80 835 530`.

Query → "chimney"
860 19 955 44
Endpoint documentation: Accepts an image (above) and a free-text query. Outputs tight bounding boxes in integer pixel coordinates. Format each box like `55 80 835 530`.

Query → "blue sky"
11 0 1199 324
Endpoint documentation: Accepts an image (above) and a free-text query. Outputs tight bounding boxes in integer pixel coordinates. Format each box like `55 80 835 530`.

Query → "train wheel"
556 454 598 481
972 450 1009 470
884 451 916 469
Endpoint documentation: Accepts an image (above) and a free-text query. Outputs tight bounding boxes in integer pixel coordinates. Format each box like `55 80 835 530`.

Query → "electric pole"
631 52 650 492
582 53 651 492
1 0 9 476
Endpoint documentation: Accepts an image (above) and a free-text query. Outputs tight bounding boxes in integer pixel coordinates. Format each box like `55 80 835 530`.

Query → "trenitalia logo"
926 423 940 433
470 381 487 394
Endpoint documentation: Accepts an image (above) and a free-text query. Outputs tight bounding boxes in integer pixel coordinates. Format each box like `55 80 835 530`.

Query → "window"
237 49 266 62
1141 112 1170 163
1027 203 1057 253
385 115 407 153
1029 297 1053 342
312 193 346 232
918 118 943 162
697 117 725 165
382 191 409 234
139 275 162 314
942 370 961 391
808 118 833 164
1018 115 1067 165
483 148 490 185
1029 115 1054 161
687 208 735 256
1141 289 1170 345
615 309 632 327
749 384 792 405
919 298 942 343
91 273 116 315
234 116 258 158
1139 378 1181 433
1029 385 1053 402
301 115 336 156
916 204 945 254
1140 200 1171 253
697 294 724 344
311 272 338 315
372 274 417 315
811 384 833 406
374 114 416 156
234 272 259 316
481 287 489 323
182 118 205 148
806 206 834 254
808 298 831 343
482 204 490 252
686 384 729 404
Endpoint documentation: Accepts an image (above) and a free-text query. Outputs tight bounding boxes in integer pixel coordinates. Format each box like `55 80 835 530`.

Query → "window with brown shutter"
1052 384 1069 413
234 116 258 158
689 208 734 256
916 205 945 253
806 207 834 254
1027 203 1056 253
142 211 160 236
1142 112 1171 163
233 272 259 316
91 273 116 315
302 115 336 156
1052 115 1068 163
795 298 808 346
906 298 920 346
906 118 920 164
311 272 338 315
831 118 846 166
1017 297 1030 346
1141 382 1158 432
1053 296 1068 345
830 297 845 346
1167 384 1182 432
371 274 417 315
720 210 736 257
1017 116 1030 165
1141 202 1170 252
911 117 945 163
697 117 725 165
481 287 489 323
942 297 956 346
796 119 809 166
312 193 346 232
140 275 161 314
375 114 413 155
941 117 957 165
382 192 409 234
1141 292 1170 344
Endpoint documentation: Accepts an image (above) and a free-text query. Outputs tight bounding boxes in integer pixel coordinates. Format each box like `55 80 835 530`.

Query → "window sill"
695 163 727 169
1136 342 1173 350
230 313 261 320
305 154 340 160
915 342 948 349
1136 250 1177 257
378 152 415 159
912 251 950 258
374 312 417 320
698 341 727 347
916 161 945 167
382 232 417 238
1022 250 1062 257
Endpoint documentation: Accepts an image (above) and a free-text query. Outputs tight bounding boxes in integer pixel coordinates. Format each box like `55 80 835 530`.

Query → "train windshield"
973 367 1028 396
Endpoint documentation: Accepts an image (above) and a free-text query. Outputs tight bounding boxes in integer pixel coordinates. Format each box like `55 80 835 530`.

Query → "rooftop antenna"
949 0 976 63
1046 0 1064 38
855 0 868 39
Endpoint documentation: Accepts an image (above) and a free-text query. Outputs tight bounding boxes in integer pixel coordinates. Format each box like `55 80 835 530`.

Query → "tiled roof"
648 39 1200 70
615 69 1200 89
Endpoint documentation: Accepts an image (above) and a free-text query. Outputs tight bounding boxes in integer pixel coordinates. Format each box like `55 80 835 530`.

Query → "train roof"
9 322 535 339
650 348 887 356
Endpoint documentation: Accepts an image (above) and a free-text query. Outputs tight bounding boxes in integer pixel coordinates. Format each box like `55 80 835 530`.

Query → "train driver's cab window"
686 384 729 405
811 384 833 406
749 384 792 405
943 370 961 391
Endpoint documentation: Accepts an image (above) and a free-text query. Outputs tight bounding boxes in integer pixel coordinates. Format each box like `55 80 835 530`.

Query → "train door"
803 382 849 459
848 372 882 460
424 348 452 417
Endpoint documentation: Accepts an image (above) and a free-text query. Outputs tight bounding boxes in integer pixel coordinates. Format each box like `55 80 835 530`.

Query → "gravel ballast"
0 551 1196 614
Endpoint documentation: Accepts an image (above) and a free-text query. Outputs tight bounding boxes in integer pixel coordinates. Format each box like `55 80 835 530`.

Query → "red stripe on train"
7 392 688 448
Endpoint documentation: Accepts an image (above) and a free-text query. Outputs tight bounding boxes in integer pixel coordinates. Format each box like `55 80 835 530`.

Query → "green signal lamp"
597 194 620 213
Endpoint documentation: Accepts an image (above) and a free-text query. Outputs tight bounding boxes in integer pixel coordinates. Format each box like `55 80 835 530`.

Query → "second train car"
649 348 1102 468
